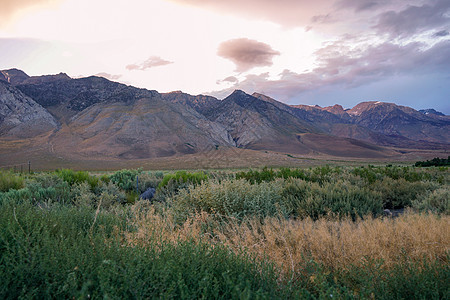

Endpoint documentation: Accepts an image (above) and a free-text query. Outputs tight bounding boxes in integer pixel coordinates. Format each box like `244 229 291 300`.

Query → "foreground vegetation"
0 165 448 298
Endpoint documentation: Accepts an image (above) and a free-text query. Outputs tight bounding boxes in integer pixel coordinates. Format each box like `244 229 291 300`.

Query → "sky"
0 0 449 113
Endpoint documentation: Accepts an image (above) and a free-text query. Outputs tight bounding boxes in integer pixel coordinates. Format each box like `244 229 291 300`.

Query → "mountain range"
0 68 449 166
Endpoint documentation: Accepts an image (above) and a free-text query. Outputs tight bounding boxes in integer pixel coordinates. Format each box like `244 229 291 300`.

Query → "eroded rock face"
0 81 58 138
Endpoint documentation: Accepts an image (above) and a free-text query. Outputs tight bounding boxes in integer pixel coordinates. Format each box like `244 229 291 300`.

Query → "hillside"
0 68 448 167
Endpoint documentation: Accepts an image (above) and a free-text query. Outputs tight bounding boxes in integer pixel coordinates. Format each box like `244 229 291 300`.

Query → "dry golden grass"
126 205 449 276
214 213 449 274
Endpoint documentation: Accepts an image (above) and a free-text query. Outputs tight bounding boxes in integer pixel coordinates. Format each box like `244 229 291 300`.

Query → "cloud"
0 0 61 26
433 30 449 37
169 0 426 32
335 0 392 12
169 0 336 28
374 0 450 39
211 40 450 102
216 76 239 85
95 72 122 80
126 56 173 71
217 38 280 72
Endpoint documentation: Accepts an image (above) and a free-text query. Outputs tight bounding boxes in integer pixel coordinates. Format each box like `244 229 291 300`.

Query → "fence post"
28 161 31 174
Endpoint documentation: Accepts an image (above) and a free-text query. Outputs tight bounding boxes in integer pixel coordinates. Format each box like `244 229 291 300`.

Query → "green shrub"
236 166 341 185
170 179 286 222
351 166 381 184
72 182 97 207
97 181 127 209
235 167 277 184
136 171 164 192
0 188 32 205
283 179 383 220
0 179 72 206
109 169 140 192
158 171 207 190
155 171 207 202
0 171 24 192
412 188 450 214
373 178 437 209
30 173 65 188
55 169 98 189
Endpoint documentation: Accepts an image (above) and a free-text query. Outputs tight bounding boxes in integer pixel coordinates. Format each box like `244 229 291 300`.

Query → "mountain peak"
419 109 445 116
223 89 255 103
323 104 350 118
20 72 71 85
348 101 396 116
231 89 248 96
0 68 30 85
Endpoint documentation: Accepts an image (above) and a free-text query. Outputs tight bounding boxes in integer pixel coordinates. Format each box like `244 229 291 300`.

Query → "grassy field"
0 165 448 298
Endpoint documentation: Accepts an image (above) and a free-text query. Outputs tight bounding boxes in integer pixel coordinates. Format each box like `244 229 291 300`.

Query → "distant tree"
415 156 450 167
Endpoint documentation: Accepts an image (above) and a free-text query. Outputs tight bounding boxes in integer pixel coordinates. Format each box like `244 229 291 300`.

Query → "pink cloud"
218 38 280 72
126 56 173 71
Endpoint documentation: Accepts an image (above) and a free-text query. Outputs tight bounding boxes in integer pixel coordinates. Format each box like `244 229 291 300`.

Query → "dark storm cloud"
217 38 280 72
126 56 173 71
374 0 450 38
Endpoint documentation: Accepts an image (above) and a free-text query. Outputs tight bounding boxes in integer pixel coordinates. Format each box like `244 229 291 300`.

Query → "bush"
373 178 437 209
0 171 24 192
136 171 164 192
283 179 383 220
170 179 286 222
97 181 127 209
155 171 207 202
55 169 98 189
109 169 140 192
0 179 72 206
235 167 278 184
72 182 97 207
412 188 450 214
158 171 207 190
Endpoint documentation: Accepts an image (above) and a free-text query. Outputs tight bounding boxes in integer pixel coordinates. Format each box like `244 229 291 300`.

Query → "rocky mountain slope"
0 81 58 138
0 68 448 161
347 101 449 144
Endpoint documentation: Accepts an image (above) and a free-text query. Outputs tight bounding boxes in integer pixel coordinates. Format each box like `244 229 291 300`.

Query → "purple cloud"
211 40 450 104
374 0 450 39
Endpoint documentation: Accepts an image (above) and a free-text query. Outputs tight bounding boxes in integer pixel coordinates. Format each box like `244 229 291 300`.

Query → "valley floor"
1 137 448 171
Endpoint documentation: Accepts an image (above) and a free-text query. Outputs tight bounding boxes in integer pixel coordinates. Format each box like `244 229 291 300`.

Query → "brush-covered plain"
0 165 448 299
